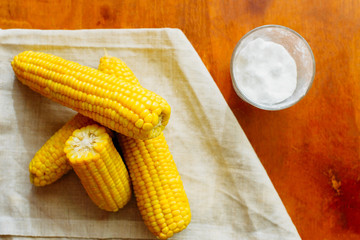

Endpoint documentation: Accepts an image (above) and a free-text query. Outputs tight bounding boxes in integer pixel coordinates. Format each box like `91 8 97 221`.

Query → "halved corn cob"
64 124 131 211
118 133 191 239
29 113 95 187
11 51 171 140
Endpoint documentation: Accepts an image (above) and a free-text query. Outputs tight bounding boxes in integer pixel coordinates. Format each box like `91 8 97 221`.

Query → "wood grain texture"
1 0 360 239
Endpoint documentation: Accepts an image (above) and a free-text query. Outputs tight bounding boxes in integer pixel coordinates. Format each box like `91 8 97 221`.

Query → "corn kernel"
135 119 144 128
142 123 153 131
159 233 167 239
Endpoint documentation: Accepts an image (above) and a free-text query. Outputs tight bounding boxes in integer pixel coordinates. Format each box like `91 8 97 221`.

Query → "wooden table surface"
1 1 360 239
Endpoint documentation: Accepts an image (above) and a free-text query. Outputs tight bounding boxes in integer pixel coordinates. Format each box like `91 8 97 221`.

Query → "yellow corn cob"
29 113 95 187
99 55 191 238
64 124 131 211
11 51 171 140
118 133 191 239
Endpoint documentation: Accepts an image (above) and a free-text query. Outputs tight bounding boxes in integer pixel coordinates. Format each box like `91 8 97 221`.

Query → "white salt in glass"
230 25 315 110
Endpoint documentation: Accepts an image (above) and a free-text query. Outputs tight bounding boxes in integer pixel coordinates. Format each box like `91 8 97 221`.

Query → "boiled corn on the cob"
100 55 191 238
29 114 95 186
64 124 131 211
118 133 191 239
24 53 190 237
12 51 171 140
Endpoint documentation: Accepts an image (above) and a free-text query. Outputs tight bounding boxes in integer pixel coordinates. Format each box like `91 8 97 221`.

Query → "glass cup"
230 25 315 110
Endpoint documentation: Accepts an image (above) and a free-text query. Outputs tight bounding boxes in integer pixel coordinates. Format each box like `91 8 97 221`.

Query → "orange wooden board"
1 1 360 239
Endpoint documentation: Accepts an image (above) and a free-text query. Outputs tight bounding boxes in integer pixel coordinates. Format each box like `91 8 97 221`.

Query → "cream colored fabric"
0 29 300 239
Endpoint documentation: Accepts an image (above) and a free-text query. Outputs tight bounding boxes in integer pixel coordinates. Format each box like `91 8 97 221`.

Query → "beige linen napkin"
0 28 300 239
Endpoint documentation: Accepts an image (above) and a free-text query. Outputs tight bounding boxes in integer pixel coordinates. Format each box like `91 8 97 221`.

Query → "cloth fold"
0 28 300 239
